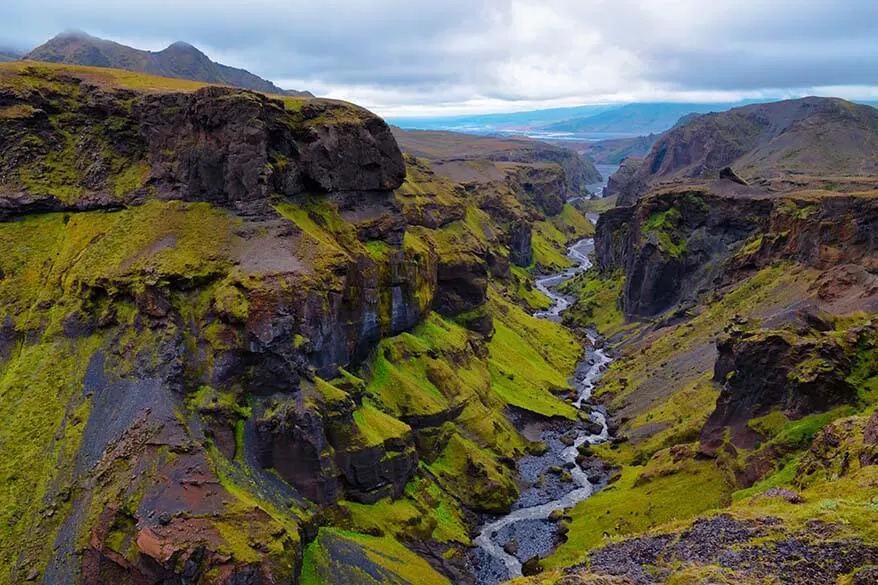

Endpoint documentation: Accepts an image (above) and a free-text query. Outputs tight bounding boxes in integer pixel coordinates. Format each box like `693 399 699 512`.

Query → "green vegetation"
427 431 518 513
353 403 412 448
546 455 733 568
642 207 687 258
300 529 451 585
558 269 629 337
340 474 469 545
488 290 581 419
0 336 103 582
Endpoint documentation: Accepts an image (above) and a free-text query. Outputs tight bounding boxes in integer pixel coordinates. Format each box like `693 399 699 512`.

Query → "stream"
472 216 614 584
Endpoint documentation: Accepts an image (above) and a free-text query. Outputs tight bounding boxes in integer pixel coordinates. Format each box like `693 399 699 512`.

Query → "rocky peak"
608 97 878 205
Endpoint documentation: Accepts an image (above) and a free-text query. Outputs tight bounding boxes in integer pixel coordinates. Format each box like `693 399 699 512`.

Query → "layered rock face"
595 188 878 319
0 79 403 217
700 324 861 453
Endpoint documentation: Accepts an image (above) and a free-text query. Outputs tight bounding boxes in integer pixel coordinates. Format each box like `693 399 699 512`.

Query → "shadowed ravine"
471 227 615 584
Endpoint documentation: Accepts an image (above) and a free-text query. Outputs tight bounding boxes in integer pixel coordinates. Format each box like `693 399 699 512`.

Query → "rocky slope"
25 31 312 96
0 62 597 584
518 177 878 582
608 97 878 205
392 128 602 197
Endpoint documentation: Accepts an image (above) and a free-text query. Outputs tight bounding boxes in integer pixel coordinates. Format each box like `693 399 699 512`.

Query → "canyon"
0 58 877 585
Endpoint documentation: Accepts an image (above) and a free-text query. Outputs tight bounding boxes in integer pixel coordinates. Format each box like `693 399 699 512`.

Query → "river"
471 223 614 584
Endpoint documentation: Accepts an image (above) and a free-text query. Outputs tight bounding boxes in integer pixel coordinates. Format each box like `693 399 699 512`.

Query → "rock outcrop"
700 325 860 453
0 77 402 218
596 188 878 319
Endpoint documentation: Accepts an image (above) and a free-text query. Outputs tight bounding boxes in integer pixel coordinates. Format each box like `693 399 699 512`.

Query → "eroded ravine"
472 221 614 584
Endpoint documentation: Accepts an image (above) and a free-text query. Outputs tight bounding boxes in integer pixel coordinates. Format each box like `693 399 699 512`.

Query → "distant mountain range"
0 49 21 62
386 104 617 134
23 32 312 97
394 99 878 143
542 101 768 135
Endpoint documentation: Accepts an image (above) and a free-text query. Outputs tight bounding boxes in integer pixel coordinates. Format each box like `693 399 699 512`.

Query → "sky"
2 0 878 117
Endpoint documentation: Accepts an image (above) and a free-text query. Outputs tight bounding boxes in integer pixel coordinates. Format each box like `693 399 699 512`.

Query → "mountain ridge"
25 31 312 97
607 96 878 205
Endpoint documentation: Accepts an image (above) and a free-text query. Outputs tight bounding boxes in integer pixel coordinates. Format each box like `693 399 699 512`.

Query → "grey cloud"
1 0 877 114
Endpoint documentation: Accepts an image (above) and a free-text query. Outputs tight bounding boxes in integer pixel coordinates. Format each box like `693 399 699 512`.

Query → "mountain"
609 96 878 205
574 134 657 165
388 104 616 133
392 127 602 196
0 61 601 583
0 49 21 62
25 31 312 96
543 101 766 135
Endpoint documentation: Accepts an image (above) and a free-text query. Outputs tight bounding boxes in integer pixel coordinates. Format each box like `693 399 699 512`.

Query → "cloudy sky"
2 0 878 117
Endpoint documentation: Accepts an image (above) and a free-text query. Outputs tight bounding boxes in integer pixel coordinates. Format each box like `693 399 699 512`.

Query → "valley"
0 52 877 585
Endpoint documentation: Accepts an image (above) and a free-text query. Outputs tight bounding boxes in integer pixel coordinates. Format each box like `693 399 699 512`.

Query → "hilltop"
25 31 312 96
608 96 878 205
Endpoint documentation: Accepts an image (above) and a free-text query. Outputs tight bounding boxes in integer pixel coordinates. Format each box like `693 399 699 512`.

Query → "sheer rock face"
0 81 405 218
596 188 878 319
0 66 483 584
700 328 859 453
595 190 771 318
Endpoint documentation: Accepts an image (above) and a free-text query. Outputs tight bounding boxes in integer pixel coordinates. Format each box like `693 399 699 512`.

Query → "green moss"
301 529 451 585
551 203 595 239
732 455 802 501
0 334 104 581
558 269 628 338
747 410 790 438
532 220 575 270
768 407 855 451
340 475 469 545
488 291 581 419
508 265 553 311
113 161 149 197
211 281 250 322
545 457 733 568
353 403 412 448
642 207 687 258
428 431 518 513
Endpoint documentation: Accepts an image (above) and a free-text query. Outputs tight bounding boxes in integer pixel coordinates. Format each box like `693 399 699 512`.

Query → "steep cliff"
595 188 878 319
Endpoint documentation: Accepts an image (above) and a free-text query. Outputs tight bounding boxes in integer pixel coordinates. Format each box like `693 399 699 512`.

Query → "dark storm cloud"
1 0 876 114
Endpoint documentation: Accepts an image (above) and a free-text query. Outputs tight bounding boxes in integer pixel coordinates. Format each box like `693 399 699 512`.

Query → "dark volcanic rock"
0 81 404 218
595 190 771 318
700 327 858 453
564 514 878 585
596 188 878 319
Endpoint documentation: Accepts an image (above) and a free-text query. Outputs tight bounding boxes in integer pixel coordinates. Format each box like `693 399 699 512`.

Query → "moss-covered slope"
0 63 596 585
